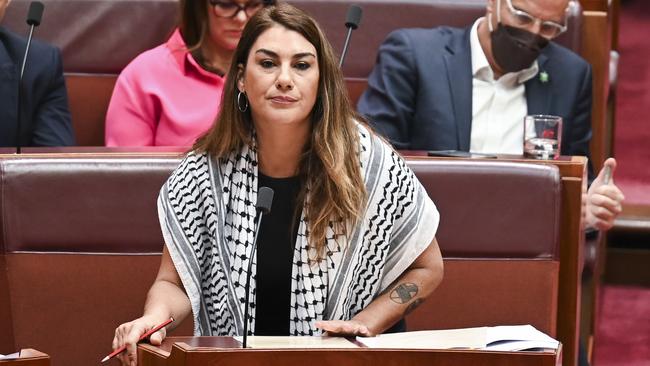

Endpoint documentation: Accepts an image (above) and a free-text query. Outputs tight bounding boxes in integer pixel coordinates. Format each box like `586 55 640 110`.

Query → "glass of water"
523 115 562 159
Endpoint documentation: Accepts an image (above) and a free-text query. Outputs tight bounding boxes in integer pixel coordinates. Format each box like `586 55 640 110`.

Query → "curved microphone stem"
16 1 44 153
15 24 36 154
339 28 353 68
242 211 264 348
20 26 36 80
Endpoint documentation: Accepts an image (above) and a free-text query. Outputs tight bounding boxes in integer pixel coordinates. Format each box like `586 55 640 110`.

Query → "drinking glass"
523 115 562 159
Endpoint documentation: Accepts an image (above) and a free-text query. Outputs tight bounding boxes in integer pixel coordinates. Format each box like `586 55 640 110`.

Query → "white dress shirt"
469 18 539 154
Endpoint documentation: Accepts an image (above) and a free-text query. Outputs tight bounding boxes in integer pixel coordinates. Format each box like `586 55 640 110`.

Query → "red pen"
101 317 174 363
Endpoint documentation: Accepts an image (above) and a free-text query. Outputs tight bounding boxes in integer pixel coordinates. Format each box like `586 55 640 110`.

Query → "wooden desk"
139 337 562 366
401 153 586 366
0 149 582 366
0 349 49 366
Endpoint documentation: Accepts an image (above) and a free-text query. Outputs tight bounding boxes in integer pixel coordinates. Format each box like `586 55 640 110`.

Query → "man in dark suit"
0 0 75 147
358 0 623 232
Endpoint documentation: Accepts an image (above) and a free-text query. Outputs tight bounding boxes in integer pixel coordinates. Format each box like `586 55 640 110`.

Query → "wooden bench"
0 151 570 365
3 0 583 146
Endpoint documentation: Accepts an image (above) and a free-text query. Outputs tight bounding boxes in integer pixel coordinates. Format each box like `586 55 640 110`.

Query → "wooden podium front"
138 337 562 366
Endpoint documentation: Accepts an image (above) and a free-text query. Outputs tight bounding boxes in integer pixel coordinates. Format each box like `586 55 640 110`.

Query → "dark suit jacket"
0 26 75 147
358 26 592 162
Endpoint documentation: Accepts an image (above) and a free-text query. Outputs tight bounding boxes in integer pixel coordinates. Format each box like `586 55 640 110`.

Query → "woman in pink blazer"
105 0 276 146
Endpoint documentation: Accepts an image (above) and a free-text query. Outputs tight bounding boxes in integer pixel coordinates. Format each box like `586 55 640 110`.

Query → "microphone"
26 1 45 26
15 1 45 154
242 186 274 348
339 4 362 68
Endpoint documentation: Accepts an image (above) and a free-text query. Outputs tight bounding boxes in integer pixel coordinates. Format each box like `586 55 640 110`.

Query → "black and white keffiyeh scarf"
158 123 439 336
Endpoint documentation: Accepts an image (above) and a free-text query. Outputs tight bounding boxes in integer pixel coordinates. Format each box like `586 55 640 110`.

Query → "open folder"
357 325 559 351
235 325 558 351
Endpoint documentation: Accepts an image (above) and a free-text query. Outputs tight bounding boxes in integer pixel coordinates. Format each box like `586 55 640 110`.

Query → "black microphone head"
345 5 362 30
26 1 44 26
256 187 274 215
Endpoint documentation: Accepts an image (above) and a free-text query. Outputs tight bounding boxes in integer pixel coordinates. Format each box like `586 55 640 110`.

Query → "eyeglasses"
499 0 568 39
208 0 265 19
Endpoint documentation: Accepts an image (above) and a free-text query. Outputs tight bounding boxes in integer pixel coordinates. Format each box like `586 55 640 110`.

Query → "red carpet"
594 285 650 365
613 0 650 205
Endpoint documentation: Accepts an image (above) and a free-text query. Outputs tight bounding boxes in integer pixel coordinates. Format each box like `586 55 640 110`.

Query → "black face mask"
490 23 549 73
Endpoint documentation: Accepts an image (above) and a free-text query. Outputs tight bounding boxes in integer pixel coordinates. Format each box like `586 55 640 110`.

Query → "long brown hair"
194 3 366 259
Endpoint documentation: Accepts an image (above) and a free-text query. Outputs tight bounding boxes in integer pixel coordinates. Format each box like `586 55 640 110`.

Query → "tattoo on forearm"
404 298 424 315
389 283 419 304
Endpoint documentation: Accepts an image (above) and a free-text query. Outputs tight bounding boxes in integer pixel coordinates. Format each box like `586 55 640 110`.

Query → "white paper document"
233 336 358 349
485 325 559 349
0 352 20 360
357 324 559 351
231 325 558 352
359 327 487 349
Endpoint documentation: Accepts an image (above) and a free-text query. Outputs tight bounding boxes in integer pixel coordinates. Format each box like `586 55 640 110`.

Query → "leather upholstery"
3 0 178 74
0 154 562 364
0 156 180 253
2 0 582 146
410 160 561 259
0 156 560 256
3 0 582 74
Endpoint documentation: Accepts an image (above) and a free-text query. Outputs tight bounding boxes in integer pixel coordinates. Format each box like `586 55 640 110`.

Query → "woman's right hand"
112 315 168 366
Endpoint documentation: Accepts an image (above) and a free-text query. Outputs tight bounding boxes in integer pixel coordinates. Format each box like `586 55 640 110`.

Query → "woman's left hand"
315 319 374 337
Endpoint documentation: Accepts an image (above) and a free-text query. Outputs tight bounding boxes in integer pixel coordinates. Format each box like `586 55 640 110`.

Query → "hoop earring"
237 91 249 112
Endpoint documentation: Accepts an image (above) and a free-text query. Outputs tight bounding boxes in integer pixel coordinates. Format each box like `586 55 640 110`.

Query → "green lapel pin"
539 71 549 83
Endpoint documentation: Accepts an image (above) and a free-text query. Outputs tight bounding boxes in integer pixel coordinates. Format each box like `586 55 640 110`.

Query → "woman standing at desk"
112 4 444 365
105 0 276 146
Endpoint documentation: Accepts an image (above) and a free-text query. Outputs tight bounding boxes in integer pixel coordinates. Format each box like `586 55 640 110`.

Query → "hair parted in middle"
194 2 367 260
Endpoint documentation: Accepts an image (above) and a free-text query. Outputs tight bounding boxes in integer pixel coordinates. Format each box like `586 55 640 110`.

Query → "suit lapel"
525 53 550 115
0 31 19 146
443 28 473 151
0 33 17 80
0 28 17 78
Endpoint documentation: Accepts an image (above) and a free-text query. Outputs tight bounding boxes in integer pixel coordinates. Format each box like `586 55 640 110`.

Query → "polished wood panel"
0 255 15 355
139 337 562 366
580 9 613 174
4 254 193 366
64 74 117 146
406 260 559 337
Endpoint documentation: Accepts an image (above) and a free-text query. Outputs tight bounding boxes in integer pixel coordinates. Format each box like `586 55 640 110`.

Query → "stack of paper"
358 327 487 349
233 324 558 352
357 324 559 351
